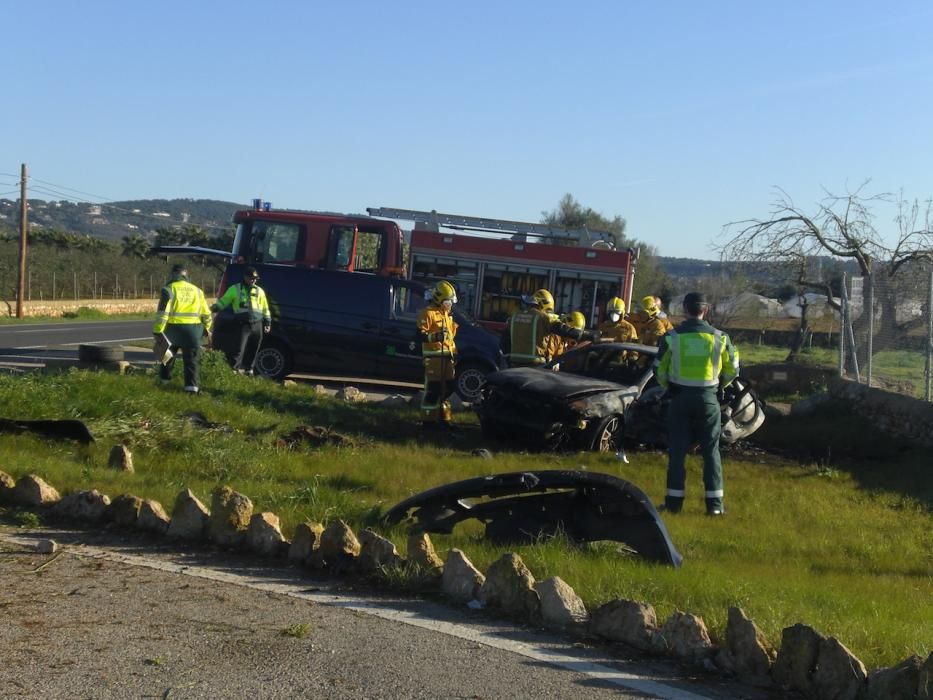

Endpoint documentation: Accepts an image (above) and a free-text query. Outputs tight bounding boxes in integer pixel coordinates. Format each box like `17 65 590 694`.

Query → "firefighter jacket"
653 318 739 390
417 304 458 359
213 283 271 325
598 318 639 343
153 279 212 335
503 309 587 365
637 313 668 347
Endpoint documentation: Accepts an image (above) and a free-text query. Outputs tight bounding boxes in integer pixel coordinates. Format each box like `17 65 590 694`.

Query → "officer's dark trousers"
665 386 724 512
160 323 203 388
233 318 263 371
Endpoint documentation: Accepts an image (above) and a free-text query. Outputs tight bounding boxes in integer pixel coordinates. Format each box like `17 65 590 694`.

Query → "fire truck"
366 207 638 332
161 199 637 330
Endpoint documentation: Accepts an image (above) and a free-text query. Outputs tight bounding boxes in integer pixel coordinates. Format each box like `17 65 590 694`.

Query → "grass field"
0 352 929 670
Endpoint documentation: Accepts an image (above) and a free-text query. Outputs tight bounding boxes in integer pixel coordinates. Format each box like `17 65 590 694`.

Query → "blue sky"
3 1 932 259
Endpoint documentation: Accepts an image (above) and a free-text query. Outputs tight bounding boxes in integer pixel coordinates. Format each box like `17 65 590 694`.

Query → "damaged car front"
475 342 765 452
475 343 652 451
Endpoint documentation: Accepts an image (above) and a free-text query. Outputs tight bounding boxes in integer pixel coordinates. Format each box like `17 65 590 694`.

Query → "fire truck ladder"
366 207 615 247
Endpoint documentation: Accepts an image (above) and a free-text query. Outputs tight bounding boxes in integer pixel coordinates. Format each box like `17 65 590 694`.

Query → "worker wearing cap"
501 289 593 367
598 297 639 343
417 280 459 429
654 292 739 516
212 266 271 375
153 263 213 393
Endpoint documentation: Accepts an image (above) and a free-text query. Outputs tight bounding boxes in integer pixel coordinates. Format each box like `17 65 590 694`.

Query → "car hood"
484 368 631 400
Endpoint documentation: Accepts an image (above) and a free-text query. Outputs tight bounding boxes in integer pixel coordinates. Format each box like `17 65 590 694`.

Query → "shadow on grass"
750 405 932 510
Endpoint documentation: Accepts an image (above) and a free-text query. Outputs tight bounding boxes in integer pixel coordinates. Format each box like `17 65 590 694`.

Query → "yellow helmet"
607 296 626 315
563 311 586 330
531 288 555 313
641 295 659 314
431 280 457 305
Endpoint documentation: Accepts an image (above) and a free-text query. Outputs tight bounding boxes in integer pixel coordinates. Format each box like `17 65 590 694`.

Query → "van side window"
330 225 355 270
251 222 300 263
392 285 427 320
354 229 383 273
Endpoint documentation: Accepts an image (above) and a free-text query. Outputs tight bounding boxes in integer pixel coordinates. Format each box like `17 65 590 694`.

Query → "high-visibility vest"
214 283 271 323
153 279 212 334
417 305 457 358
654 324 739 389
507 308 549 364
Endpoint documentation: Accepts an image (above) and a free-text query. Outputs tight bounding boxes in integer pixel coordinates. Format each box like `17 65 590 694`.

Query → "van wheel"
455 362 488 403
255 342 292 381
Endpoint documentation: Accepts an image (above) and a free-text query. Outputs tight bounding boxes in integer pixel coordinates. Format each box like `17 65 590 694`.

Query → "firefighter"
653 296 675 334
598 297 639 342
211 266 271 375
501 289 594 366
654 292 739 516
417 280 459 430
153 263 213 393
557 311 588 353
637 295 669 347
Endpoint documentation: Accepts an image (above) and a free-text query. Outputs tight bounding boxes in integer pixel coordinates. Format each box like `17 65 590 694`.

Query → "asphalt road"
0 320 419 398
0 526 772 700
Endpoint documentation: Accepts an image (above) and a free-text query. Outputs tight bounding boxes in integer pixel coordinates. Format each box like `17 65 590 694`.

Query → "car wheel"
254 341 292 380
78 344 125 363
586 414 623 453
454 362 489 403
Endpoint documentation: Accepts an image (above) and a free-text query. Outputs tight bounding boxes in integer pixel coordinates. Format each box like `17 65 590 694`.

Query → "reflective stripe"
669 330 680 378
705 489 724 498
423 350 454 357
711 330 722 378
666 488 686 497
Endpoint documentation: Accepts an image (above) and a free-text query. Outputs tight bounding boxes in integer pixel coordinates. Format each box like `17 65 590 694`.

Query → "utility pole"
16 163 28 318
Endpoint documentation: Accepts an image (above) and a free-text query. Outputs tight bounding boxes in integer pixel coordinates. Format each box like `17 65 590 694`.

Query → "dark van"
212 263 501 401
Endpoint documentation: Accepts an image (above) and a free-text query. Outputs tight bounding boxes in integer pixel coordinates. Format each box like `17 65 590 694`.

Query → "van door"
372 280 426 382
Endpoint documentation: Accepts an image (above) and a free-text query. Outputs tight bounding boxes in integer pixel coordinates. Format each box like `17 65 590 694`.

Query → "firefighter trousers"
421 354 455 424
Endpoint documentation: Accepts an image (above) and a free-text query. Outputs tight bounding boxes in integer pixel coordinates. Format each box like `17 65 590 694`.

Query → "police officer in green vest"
654 292 739 516
153 264 213 393
211 266 271 375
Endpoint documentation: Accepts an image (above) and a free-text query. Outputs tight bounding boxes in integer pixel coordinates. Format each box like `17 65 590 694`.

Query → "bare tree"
718 183 933 355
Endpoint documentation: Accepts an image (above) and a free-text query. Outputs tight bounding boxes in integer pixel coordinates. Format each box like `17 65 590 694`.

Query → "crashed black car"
474 342 764 453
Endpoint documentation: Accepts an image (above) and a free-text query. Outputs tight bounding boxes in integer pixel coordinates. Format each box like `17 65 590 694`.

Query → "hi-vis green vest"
654 321 739 389
153 279 212 334
213 283 271 324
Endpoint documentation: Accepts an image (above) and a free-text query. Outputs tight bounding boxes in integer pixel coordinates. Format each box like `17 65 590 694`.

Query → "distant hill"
1 198 850 287
0 197 243 242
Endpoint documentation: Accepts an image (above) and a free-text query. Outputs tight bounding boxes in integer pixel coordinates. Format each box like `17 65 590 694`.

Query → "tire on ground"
77 344 125 363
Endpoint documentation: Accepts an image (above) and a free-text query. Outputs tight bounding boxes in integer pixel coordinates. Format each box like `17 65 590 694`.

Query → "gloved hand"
583 329 601 342
263 325 271 334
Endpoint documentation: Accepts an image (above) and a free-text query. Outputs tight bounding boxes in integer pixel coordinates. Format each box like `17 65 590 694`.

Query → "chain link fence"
839 268 933 401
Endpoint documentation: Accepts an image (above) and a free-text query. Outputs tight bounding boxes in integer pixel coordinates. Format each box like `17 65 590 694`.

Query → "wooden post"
15 163 27 318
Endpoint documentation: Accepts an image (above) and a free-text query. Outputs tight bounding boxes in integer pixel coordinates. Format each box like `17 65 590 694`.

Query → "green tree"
121 233 150 259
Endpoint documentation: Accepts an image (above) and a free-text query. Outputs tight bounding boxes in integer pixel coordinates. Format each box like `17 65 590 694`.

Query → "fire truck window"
354 230 383 273
251 222 300 263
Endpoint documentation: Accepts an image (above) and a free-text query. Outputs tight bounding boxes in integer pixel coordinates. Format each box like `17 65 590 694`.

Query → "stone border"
0 471 929 700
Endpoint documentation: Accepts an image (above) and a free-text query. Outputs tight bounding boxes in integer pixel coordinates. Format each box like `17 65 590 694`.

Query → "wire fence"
6 270 222 303
839 269 933 401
